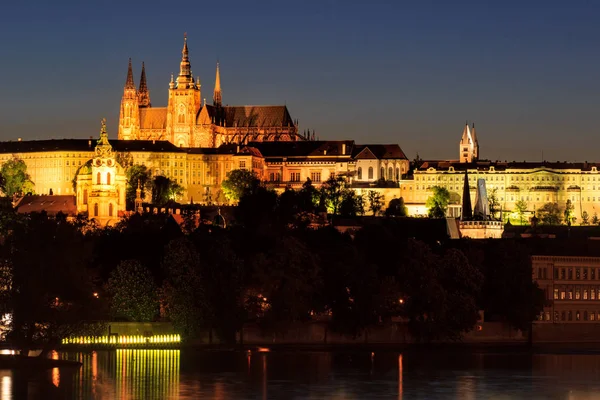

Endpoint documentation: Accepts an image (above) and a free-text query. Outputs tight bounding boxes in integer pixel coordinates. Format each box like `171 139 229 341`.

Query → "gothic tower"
459 121 479 163
138 62 151 108
166 34 201 148
118 59 141 140
213 62 222 107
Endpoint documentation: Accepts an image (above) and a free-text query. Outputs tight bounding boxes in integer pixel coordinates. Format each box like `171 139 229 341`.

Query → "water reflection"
6 349 600 398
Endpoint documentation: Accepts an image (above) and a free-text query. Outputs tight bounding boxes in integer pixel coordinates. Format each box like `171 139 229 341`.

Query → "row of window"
357 166 400 181
539 310 600 322
543 267 600 281
553 287 600 300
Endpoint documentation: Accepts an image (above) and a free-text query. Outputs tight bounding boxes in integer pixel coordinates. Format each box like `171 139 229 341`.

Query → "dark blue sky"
0 0 599 161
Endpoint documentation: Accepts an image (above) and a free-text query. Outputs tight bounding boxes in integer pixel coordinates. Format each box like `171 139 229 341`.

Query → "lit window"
357 167 362 180
290 172 300 182
311 172 321 183
554 289 559 300
584 289 589 300
239 160 246 169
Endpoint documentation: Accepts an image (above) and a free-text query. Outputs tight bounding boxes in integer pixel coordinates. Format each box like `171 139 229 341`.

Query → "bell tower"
118 59 140 140
166 34 201 148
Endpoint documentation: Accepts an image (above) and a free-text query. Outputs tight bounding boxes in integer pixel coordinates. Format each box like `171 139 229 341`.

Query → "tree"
297 178 320 213
151 176 183 205
0 158 34 197
593 212 600 225
0 212 103 357
160 238 209 340
107 260 158 322
426 186 450 218
385 197 408 217
339 190 365 217
221 169 260 202
488 188 500 220
515 199 528 225
320 176 347 215
537 202 562 225
125 165 151 209
366 190 384 216
582 210 590 225
564 199 575 226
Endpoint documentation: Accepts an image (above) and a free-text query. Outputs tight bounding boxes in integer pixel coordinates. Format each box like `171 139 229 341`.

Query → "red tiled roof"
16 195 77 216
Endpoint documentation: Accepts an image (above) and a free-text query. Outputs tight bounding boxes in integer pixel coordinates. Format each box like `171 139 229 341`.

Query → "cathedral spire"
125 58 135 89
213 62 222 107
138 62 151 107
177 33 192 83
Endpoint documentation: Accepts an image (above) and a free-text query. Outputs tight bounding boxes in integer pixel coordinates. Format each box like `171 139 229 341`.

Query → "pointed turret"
125 58 135 89
213 62 222 107
138 62 151 108
461 170 473 221
135 180 143 212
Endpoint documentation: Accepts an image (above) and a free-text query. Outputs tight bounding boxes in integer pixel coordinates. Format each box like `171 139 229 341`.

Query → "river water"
2 348 600 399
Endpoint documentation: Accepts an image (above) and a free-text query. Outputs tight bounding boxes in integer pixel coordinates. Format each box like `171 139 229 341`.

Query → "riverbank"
0 355 82 370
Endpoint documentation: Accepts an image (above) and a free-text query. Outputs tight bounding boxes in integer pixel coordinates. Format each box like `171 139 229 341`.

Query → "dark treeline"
0 180 554 355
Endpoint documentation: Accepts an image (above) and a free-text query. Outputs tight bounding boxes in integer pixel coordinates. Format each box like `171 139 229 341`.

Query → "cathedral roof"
352 144 408 160
139 107 168 129
203 105 294 127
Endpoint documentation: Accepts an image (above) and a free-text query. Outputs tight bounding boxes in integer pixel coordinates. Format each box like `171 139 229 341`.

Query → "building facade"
118 35 305 148
533 255 600 323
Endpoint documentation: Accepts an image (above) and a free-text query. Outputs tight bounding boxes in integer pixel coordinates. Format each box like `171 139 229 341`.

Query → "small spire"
461 170 473 221
177 33 192 85
213 62 222 107
125 58 135 89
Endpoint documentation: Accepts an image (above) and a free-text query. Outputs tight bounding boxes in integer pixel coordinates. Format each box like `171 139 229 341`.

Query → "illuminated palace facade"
401 123 600 221
118 35 304 148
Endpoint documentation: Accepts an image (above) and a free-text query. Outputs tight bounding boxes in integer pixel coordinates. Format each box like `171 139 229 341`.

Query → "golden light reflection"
51 350 60 387
262 354 267 400
398 354 403 400
1 373 11 399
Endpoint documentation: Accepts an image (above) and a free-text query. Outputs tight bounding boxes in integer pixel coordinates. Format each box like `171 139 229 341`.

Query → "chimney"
88 136 93 147
236 145 240 153
342 143 346 155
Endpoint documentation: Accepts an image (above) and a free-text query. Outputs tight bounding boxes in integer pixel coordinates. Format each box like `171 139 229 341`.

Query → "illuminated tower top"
138 62 151 107
125 58 135 90
213 62 222 107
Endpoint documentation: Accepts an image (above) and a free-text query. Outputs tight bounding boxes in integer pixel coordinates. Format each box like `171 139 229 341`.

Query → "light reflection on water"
4 349 600 398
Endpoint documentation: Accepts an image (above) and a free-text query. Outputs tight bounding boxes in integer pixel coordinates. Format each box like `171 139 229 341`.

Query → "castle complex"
2 36 599 227
118 35 303 148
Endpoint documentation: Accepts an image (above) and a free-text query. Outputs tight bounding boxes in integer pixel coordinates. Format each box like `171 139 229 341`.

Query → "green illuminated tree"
125 164 151 209
366 190 384 216
151 176 183 205
582 210 590 225
488 188 500 220
515 199 528 225
564 199 575 226
107 260 158 322
426 186 450 218
537 202 561 225
221 169 260 202
321 175 347 215
0 158 34 197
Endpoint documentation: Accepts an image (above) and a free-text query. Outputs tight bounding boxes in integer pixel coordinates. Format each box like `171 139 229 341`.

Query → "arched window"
106 172 111 186
380 167 385 180
357 167 362 180
368 167 373 180
388 167 393 181
93 203 99 217
83 189 88 205
396 168 400 181
96 172 101 185
109 203 114 217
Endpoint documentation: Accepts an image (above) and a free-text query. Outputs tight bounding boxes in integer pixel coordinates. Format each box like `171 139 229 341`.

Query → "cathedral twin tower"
118 35 301 148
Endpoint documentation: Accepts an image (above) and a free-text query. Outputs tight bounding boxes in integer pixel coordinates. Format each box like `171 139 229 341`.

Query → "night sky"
0 0 599 162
